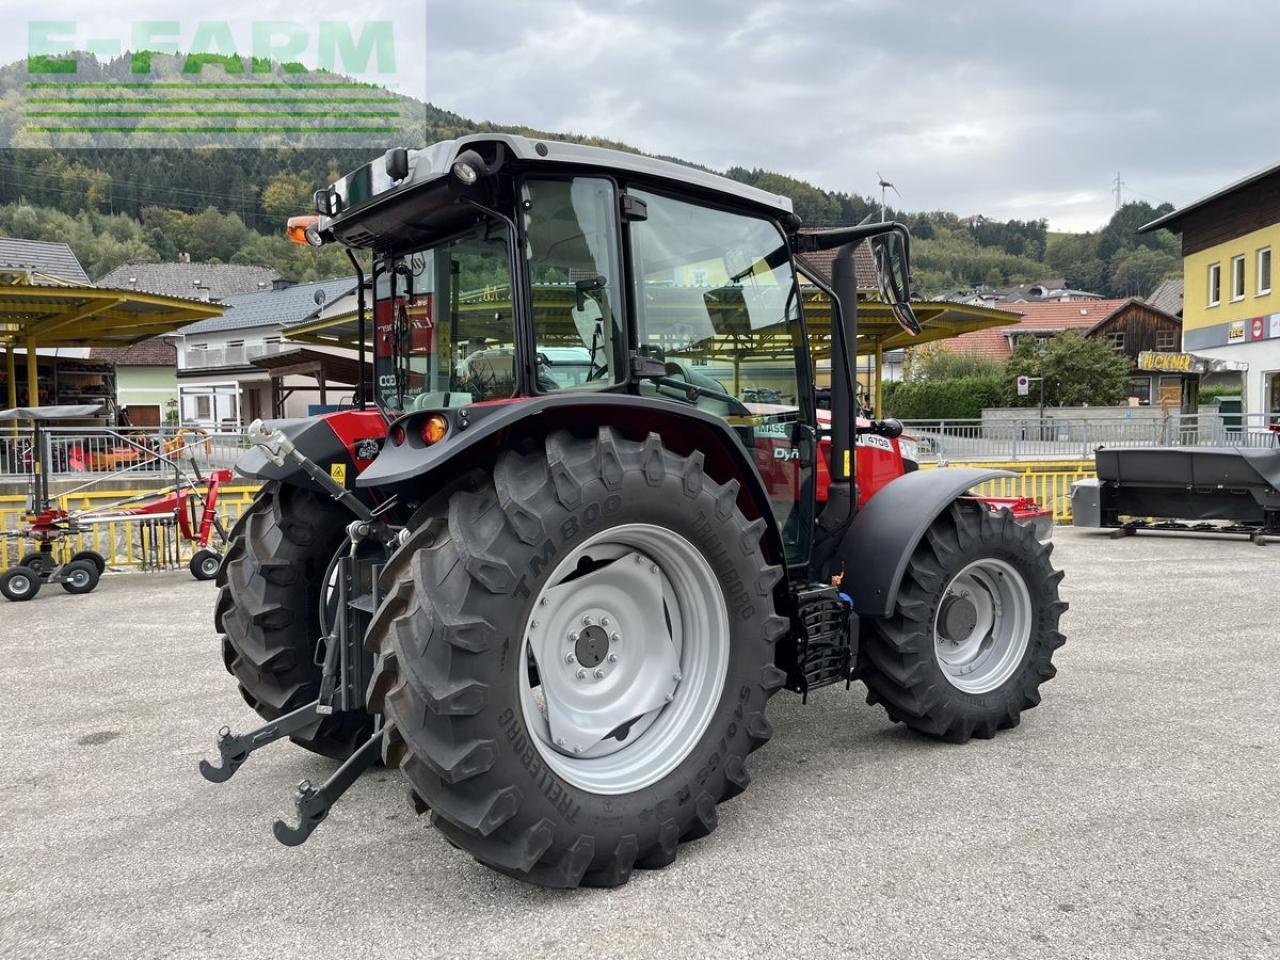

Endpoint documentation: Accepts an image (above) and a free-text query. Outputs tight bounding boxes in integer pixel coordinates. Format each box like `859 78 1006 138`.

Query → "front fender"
838 467 1014 618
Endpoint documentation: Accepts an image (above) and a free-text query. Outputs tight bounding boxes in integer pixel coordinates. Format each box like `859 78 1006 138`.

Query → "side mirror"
871 228 922 337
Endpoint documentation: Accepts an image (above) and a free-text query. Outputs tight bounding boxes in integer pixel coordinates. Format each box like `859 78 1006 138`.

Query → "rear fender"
357 393 789 567
836 467 1014 618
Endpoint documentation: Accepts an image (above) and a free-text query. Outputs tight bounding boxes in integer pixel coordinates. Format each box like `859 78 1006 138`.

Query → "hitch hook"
272 731 382 846
198 700 323 784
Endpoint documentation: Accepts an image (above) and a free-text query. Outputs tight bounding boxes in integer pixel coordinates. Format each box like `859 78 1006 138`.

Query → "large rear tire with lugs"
860 501 1066 743
365 428 788 887
216 481 372 760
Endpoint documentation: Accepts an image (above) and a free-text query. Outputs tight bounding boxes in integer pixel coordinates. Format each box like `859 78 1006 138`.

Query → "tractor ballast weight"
206 133 1067 887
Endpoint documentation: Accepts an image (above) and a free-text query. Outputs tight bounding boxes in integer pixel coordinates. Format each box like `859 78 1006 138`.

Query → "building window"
1208 263 1221 306
1106 331 1125 352
1259 247 1272 296
1231 255 1246 301
1156 329 1177 351
195 395 212 419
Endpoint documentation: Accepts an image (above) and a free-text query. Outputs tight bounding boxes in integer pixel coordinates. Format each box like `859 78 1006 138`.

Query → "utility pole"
1113 171 1125 210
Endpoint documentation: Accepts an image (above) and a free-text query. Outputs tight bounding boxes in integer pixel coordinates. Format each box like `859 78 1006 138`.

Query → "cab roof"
325 133 793 225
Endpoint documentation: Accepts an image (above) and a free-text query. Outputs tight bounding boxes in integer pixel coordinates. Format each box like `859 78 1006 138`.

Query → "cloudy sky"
6 1 1278 231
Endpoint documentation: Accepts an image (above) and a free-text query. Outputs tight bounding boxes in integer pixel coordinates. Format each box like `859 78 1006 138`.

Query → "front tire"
365 428 788 887
1 566 41 602
860 501 1066 743
216 481 372 760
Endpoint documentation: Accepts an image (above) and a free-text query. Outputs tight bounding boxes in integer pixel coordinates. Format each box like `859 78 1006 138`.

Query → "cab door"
625 187 817 566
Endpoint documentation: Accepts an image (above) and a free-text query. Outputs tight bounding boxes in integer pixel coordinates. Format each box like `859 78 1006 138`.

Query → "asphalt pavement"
1 528 1277 960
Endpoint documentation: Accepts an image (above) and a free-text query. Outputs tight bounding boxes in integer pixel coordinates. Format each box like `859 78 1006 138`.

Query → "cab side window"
522 178 626 390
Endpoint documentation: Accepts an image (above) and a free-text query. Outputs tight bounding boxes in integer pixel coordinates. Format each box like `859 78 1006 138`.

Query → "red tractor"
203 136 1066 887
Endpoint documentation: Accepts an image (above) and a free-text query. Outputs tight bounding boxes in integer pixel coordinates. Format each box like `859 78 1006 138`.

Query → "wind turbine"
877 172 900 222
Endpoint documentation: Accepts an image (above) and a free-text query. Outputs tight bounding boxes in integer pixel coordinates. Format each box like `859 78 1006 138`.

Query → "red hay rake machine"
0 405 232 602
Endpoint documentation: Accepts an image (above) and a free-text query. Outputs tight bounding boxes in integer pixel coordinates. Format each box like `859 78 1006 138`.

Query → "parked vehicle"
203 135 1068 887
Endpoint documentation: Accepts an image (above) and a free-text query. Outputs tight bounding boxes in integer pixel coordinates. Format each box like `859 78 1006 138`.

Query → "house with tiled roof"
1145 277 1184 318
175 277 359 426
936 297 1185 405
84 340 180 425
96 262 282 301
0 237 92 285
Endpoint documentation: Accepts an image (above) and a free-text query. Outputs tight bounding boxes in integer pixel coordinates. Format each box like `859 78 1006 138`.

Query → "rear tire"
365 428 787 887
860 501 1066 743
1 566 41 602
216 481 372 760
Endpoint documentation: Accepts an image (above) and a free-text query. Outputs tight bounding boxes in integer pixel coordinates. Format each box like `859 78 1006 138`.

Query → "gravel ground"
1 528 1277 960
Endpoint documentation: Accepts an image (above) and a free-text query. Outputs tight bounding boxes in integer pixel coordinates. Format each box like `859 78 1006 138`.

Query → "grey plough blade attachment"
199 419 399 845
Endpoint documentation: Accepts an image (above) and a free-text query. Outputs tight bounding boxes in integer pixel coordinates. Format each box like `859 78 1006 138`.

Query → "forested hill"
0 53 1180 294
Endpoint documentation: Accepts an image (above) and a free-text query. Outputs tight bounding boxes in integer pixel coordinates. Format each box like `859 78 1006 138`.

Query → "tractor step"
273 730 382 846
790 584 857 702
198 700 326 783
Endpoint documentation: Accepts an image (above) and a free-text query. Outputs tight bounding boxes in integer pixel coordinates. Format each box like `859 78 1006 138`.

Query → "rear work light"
391 425 406 446
421 415 448 446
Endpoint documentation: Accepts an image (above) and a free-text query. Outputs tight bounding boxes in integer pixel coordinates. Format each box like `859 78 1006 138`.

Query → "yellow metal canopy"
285 283 1015 415
0 272 223 409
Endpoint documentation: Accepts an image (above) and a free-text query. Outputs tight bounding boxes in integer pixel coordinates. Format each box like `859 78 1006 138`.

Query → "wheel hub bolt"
573 745 583 754
576 669 586 680
600 616 610 627
610 632 620 644
582 615 593 626
607 653 618 663
651 564 659 574
569 631 579 642
556 737 565 747
565 653 576 664
593 668 605 679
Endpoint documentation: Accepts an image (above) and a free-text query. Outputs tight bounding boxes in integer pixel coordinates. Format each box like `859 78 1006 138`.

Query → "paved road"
1 529 1276 960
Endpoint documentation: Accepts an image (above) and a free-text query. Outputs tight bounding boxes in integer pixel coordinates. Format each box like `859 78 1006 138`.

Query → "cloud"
424 0 1280 231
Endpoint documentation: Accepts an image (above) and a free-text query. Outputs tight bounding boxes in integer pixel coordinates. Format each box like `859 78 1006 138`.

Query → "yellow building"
1142 161 1280 418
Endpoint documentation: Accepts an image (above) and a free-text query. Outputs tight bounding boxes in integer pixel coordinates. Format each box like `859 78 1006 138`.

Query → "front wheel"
1 566 41 602
365 428 788 887
860 501 1066 743
189 548 221 581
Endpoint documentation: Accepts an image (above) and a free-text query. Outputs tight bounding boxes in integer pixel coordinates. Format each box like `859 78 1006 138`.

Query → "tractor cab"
291 134 921 570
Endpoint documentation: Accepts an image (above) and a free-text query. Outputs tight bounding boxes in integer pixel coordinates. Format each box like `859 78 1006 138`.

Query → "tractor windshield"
373 219 515 412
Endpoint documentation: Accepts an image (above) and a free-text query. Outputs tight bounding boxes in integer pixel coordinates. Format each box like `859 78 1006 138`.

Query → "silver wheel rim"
68 569 90 589
201 555 220 577
9 572 32 596
519 523 729 796
933 558 1032 694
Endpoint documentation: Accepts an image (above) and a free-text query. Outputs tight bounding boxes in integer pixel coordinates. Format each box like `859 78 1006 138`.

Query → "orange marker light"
421 414 448 445
286 215 321 246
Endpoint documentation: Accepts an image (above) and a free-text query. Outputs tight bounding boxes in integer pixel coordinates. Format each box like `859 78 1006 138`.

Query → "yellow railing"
0 484 262 569
922 460 1095 523
0 460 1096 572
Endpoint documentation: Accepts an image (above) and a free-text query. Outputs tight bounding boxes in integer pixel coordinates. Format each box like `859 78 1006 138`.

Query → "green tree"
1004 333 1130 407
1109 245 1180 297
260 172 315 222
